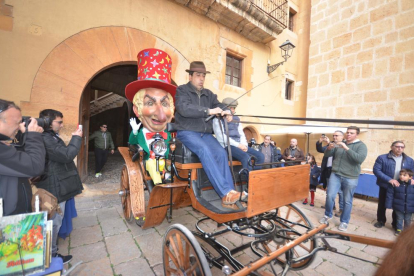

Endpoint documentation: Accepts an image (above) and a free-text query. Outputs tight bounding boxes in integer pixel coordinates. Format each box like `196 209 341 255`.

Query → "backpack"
31 185 62 220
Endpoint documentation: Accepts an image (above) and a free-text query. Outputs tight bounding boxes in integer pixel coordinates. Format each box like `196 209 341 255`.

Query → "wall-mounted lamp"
267 40 295 74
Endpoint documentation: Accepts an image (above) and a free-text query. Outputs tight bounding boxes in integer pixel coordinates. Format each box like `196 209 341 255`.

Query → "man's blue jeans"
325 173 358 224
177 131 234 198
326 177 344 210
230 146 264 171
395 210 412 230
52 201 66 255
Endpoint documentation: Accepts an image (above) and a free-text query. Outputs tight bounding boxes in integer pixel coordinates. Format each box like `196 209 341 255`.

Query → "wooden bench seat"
174 161 242 169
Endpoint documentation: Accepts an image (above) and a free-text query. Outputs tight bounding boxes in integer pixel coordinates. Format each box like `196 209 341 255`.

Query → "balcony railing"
170 0 289 43
249 0 288 29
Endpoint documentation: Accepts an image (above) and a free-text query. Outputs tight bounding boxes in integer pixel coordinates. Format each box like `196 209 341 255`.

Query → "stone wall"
307 0 414 170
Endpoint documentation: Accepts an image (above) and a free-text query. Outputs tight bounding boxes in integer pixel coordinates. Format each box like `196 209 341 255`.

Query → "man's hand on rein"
208 107 223 115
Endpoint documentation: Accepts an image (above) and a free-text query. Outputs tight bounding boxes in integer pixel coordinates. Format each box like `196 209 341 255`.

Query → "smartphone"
321 134 325 137
78 125 83 131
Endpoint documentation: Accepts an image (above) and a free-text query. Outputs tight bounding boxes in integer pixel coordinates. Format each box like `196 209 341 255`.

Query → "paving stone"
100 216 128 237
106 232 141 265
57 236 70 256
363 245 390 259
152 263 165 276
96 206 120 221
71 257 113 276
315 259 353 276
75 200 103 211
72 210 98 229
154 217 177 236
135 231 164 266
347 247 379 263
70 225 103 248
334 255 378 275
128 221 157 237
70 241 107 264
114 257 155 276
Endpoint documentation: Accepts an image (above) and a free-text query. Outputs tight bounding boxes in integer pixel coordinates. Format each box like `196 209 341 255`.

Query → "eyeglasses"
101 126 107 128
333 135 342 137
393 146 405 149
53 120 63 125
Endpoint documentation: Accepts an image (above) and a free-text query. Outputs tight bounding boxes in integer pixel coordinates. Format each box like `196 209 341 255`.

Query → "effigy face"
132 87 175 132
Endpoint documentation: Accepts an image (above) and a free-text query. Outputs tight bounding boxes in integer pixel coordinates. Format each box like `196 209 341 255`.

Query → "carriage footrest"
195 189 246 214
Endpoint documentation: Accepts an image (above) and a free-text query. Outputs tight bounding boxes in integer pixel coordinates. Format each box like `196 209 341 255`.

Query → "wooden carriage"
118 138 395 276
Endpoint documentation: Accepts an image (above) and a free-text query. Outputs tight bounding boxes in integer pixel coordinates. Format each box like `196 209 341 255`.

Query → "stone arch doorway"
243 126 261 143
22 26 189 180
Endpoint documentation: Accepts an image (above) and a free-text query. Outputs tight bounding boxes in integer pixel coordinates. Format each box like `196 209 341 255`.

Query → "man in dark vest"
213 97 264 171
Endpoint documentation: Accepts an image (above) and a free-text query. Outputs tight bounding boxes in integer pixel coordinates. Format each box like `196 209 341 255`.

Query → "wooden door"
78 86 91 181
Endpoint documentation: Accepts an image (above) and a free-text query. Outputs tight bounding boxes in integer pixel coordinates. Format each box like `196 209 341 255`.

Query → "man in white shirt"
213 98 264 171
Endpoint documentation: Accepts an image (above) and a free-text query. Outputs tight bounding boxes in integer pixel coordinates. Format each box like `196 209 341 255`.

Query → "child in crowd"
303 154 321 207
386 169 414 236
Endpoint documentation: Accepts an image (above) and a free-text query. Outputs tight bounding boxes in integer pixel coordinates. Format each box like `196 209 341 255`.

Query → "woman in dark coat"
303 154 321 207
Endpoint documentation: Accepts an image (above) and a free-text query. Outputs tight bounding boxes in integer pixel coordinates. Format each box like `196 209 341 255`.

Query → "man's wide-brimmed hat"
125 48 176 102
185 61 211 74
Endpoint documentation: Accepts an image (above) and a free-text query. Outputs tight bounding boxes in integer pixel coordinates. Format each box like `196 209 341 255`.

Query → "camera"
321 134 325 137
11 117 50 147
22 116 49 129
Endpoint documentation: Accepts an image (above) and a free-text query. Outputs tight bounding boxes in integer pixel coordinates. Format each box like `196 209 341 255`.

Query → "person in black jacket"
175 61 246 208
36 109 83 264
385 169 414 236
0 99 45 216
373 141 414 229
258 135 281 168
303 154 321 206
317 132 344 215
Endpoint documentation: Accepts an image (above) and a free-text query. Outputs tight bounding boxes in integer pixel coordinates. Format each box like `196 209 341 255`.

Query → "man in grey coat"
0 99 45 216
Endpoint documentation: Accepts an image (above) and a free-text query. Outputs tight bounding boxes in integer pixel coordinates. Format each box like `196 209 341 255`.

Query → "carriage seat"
166 123 200 164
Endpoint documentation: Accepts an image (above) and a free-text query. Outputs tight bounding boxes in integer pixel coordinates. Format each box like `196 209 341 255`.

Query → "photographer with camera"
0 99 45 216
36 109 83 264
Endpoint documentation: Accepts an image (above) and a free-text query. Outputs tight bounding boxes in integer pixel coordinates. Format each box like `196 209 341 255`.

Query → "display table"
31 257 63 276
355 173 379 198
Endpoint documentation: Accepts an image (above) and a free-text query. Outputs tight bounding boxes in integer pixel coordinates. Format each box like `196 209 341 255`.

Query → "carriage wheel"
258 204 317 270
119 165 133 222
163 224 212 276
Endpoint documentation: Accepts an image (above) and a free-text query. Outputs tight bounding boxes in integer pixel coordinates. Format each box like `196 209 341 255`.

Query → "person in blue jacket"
386 169 414 236
373 141 414 229
303 154 321 206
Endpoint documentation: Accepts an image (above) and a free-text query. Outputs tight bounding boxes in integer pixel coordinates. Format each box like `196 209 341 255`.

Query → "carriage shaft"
324 230 394 249
231 224 328 276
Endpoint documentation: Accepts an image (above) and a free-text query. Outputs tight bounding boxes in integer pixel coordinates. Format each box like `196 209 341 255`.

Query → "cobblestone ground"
59 155 399 275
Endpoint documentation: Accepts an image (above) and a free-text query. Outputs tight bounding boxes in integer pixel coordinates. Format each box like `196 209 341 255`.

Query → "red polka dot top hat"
125 48 176 102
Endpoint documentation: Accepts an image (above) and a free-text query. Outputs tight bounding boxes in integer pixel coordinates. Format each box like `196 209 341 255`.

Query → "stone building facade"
307 0 414 169
0 0 310 178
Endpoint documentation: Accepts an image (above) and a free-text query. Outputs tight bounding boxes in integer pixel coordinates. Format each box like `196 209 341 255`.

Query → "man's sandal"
222 190 241 205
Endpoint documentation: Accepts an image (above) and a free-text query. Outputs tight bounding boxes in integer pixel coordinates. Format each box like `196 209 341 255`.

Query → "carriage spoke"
286 208 292 219
298 243 310 252
185 263 198 275
169 235 182 267
184 241 190 270
165 246 182 272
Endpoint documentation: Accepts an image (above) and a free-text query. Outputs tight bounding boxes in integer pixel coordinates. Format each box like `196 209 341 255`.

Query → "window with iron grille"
225 54 242 87
285 79 294 100
289 9 296 32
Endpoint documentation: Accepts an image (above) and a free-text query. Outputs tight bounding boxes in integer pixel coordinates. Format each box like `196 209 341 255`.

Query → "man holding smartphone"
317 131 345 216
37 109 83 264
